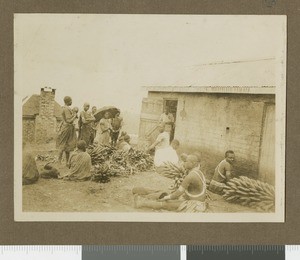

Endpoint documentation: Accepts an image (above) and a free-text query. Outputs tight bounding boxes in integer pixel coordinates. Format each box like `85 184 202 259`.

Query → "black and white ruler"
0 245 299 259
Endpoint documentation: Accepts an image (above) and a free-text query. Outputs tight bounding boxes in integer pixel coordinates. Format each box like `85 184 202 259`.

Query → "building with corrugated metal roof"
139 86 275 184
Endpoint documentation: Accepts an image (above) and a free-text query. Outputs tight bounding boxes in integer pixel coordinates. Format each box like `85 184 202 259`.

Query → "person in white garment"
147 123 171 167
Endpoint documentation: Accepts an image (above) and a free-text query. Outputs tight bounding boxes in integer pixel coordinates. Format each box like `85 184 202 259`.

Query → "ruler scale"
0 245 299 259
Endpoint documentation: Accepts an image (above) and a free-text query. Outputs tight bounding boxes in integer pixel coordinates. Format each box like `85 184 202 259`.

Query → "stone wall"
35 116 57 144
22 118 35 143
35 88 57 144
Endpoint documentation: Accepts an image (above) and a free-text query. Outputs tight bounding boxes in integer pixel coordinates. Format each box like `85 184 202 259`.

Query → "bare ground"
22 145 256 213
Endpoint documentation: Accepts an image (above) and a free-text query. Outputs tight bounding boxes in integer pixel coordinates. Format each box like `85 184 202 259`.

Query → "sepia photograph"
14 14 286 222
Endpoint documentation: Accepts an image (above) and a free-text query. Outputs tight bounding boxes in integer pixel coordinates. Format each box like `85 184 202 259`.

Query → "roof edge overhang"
142 86 276 95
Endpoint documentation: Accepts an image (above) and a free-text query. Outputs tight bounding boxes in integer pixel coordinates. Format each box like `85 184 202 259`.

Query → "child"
72 107 79 137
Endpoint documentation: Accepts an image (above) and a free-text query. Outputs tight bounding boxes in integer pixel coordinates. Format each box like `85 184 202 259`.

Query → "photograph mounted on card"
14 14 286 222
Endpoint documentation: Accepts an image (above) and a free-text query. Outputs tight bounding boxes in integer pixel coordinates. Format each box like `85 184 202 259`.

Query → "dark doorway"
163 99 178 141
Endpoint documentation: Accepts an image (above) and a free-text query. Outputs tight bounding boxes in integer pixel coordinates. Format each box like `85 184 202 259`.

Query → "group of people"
56 96 126 166
23 96 131 184
23 95 236 214
133 154 207 212
133 150 235 212
55 96 132 180
133 121 236 212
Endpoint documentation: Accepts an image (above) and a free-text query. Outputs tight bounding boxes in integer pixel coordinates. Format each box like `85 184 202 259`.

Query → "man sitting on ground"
208 150 235 195
133 154 207 212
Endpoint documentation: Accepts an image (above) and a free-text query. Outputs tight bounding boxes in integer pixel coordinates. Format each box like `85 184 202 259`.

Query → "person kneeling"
133 154 207 212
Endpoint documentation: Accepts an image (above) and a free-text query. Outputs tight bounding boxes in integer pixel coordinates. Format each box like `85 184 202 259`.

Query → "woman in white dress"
148 124 178 167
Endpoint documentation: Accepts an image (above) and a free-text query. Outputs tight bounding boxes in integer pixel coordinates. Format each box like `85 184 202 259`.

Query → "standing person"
159 107 175 141
133 155 207 212
97 111 111 146
208 150 235 195
78 103 95 146
56 96 77 165
92 106 97 115
110 112 123 147
147 123 170 167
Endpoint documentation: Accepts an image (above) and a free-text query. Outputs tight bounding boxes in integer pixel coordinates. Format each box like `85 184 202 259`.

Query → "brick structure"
139 86 275 184
22 118 35 143
22 87 63 144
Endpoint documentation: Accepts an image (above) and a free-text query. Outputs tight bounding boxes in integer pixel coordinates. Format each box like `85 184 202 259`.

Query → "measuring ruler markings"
0 245 299 259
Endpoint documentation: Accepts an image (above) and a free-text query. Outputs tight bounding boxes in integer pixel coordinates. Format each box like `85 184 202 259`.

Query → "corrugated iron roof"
143 86 276 95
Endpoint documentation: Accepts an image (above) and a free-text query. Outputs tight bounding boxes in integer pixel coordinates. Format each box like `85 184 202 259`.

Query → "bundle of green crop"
87 144 116 165
160 161 187 178
127 149 154 171
88 144 154 183
223 176 275 212
159 162 187 191
91 163 110 183
111 150 128 168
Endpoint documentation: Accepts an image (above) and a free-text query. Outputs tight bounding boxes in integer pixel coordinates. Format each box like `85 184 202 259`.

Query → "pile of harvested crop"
87 144 116 165
92 163 110 183
87 144 154 183
127 149 154 172
223 176 275 212
159 162 187 191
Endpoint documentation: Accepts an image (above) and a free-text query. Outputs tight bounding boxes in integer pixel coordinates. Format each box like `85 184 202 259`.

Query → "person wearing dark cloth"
133 155 207 212
56 96 77 165
110 112 123 147
78 102 95 146
22 143 39 185
208 150 235 195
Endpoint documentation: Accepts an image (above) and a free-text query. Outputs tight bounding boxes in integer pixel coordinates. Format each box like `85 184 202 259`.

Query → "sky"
14 14 286 113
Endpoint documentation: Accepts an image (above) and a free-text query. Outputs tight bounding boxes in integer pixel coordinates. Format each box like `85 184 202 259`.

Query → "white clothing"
154 146 179 167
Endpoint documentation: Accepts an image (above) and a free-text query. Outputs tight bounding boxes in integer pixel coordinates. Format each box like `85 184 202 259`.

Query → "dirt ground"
23 145 256 213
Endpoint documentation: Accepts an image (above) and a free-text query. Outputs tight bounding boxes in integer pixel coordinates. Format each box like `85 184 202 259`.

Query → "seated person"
208 150 235 195
61 140 92 181
118 134 132 153
22 143 39 185
168 139 180 163
180 153 188 163
133 154 207 212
